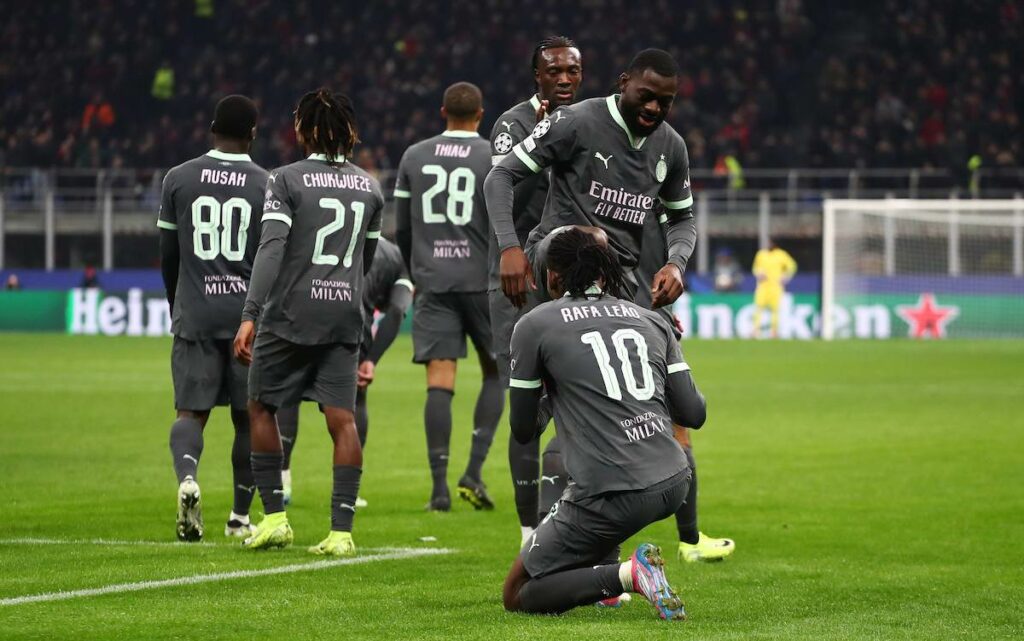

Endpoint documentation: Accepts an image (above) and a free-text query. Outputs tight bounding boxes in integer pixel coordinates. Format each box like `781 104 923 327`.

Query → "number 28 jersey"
393 131 492 293
509 293 689 497
158 150 269 340
259 154 384 346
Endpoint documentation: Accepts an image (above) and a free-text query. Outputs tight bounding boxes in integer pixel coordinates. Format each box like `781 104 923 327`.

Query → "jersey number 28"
580 329 655 401
421 165 474 225
191 196 251 261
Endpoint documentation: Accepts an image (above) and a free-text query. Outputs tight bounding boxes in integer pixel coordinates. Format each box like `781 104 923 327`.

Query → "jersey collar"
529 94 542 111
207 149 251 162
308 153 346 163
563 284 604 298
605 95 647 151
441 130 479 138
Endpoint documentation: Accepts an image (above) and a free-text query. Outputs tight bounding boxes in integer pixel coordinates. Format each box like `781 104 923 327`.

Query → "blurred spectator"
5 274 21 291
81 266 99 289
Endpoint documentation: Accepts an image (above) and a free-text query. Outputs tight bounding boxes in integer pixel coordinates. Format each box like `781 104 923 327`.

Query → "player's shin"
229 409 255 517
169 416 204 482
425 387 454 504
518 565 624 615
464 373 503 482
674 446 699 545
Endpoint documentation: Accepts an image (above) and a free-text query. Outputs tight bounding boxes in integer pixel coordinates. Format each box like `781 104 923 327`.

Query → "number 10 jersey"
158 150 269 340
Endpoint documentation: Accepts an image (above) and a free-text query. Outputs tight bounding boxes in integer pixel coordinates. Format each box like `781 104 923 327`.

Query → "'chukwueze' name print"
588 181 654 226
301 173 373 192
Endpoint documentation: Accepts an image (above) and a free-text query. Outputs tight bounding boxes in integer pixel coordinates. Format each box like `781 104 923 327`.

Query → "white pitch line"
0 537 218 548
0 547 452 607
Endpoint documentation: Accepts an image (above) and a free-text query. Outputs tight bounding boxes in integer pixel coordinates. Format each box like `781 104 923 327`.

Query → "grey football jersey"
633 209 668 309
494 95 693 270
257 154 384 345
486 95 549 290
509 293 690 497
393 131 492 292
158 150 268 340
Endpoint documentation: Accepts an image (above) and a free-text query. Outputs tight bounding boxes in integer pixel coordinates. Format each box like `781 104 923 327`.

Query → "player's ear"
249 126 257 141
476 107 484 123
617 73 629 93
440 106 448 121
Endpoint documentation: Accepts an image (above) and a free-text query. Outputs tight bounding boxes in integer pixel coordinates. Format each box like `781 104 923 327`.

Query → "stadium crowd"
1 0 1020 175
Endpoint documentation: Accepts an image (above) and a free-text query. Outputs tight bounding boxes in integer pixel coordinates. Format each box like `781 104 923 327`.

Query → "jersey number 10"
580 329 655 401
191 196 251 261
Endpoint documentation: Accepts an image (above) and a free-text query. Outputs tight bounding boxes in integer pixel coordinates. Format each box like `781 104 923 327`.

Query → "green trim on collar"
207 149 252 162
441 130 480 138
529 94 542 111
605 95 647 150
308 153 346 163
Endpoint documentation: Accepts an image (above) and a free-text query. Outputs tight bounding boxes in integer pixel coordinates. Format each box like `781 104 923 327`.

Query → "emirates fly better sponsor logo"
588 181 654 225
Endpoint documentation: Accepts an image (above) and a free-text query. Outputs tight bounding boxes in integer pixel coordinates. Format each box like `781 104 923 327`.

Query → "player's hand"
650 263 685 309
357 360 375 389
233 320 256 366
500 246 536 309
535 99 549 123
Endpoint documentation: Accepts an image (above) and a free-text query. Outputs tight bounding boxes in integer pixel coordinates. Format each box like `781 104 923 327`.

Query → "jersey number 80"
191 196 251 261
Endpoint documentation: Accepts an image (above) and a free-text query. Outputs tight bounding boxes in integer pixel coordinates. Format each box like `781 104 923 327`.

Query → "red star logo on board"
895 293 959 339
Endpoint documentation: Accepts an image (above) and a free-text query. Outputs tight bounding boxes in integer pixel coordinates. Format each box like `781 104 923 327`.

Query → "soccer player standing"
394 82 501 512
488 36 582 542
275 237 413 506
157 95 267 541
503 227 706 619
233 88 383 556
752 238 798 338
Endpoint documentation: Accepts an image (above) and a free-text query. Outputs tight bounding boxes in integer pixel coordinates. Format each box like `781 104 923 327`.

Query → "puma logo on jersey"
268 173 277 182
528 533 540 552
595 152 613 169
541 475 560 485
501 121 513 132
553 111 565 123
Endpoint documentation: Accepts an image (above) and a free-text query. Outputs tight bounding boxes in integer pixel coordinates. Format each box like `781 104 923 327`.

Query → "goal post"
821 199 1024 340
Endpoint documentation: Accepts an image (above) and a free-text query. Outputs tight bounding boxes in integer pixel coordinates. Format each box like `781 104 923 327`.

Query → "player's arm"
235 173 292 364
662 324 706 429
652 140 696 308
507 315 547 443
366 277 413 365
753 250 766 281
156 171 179 312
392 152 413 272
484 111 578 306
783 251 798 281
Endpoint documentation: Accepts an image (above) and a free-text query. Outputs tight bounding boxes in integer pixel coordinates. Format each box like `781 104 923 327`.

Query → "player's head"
293 87 359 161
441 82 484 129
618 48 679 137
546 226 625 299
532 35 582 108
210 94 258 148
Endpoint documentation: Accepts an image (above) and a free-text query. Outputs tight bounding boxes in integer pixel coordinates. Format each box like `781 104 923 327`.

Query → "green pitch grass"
1 335 1022 640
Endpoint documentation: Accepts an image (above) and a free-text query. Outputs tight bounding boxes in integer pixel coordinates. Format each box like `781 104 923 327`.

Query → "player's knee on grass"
502 556 531 612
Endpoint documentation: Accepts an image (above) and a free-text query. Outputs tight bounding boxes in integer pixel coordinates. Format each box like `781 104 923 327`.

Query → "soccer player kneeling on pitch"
233 88 384 555
503 227 706 620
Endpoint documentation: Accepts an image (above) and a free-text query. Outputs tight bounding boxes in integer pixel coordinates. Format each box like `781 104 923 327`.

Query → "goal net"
822 199 1024 339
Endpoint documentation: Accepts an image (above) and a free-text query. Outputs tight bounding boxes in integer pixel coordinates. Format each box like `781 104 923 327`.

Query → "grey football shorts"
171 336 248 411
412 291 493 364
521 469 690 578
248 332 359 411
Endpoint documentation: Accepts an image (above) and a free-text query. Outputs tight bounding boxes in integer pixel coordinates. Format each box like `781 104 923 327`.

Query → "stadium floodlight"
821 199 1024 340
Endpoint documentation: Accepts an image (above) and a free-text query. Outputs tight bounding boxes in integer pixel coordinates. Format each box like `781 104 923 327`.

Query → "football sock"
425 387 454 498
518 564 623 614
169 416 203 483
251 452 285 515
354 387 369 448
509 434 540 528
276 404 299 470
230 409 255 516
539 436 568 517
619 560 634 592
464 374 504 482
675 446 699 544
331 465 362 531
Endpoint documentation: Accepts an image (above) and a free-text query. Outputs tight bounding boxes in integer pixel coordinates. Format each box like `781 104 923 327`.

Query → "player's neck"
444 120 479 134
214 139 250 155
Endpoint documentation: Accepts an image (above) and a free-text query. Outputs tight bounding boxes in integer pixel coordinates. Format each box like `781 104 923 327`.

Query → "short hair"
294 87 359 161
626 48 679 78
210 95 258 140
531 35 579 72
443 82 483 119
546 227 626 299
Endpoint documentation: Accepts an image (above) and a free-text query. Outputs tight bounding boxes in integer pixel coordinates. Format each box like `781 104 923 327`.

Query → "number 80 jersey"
258 154 385 346
393 131 492 293
158 150 269 340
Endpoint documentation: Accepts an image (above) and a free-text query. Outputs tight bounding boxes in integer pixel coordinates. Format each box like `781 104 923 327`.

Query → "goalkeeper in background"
752 239 797 338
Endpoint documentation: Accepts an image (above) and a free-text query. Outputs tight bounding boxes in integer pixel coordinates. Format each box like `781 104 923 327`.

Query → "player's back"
260 155 384 345
754 248 796 283
363 236 408 315
159 150 268 340
512 293 687 496
396 132 492 292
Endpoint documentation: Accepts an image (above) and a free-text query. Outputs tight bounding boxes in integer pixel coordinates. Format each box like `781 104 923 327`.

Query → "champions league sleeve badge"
494 132 514 154
656 154 668 182
532 118 551 138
